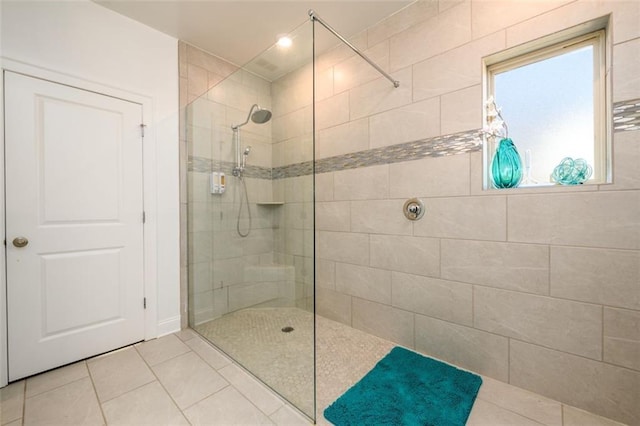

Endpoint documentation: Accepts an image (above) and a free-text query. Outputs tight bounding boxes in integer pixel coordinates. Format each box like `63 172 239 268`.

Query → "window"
483 24 609 188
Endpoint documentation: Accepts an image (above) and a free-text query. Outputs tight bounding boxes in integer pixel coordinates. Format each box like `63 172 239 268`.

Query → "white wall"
1 0 180 385
0 0 6 388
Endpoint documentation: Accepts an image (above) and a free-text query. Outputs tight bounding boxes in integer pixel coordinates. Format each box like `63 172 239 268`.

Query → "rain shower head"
251 108 271 124
232 104 272 130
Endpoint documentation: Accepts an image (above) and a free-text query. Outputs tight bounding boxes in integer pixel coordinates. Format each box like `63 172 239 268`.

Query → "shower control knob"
403 198 425 221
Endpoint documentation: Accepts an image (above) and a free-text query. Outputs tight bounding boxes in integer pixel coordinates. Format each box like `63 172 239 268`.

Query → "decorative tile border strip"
613 99 640 132
188 157 273 179
272 129 483 179
190 98 639 179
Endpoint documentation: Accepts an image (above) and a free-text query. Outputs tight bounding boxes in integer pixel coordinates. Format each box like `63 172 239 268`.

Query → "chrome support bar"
309 9 400 89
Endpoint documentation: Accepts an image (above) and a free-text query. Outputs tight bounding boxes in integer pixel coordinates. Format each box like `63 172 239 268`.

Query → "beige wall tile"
316 118 369 159
475 286 602 359
316 258 335 290
334 164 389 201
272 66 312 117
317 231 369 266
316 91 350 130
350 199 413 235
476 377 562 426
441 85 482 134
504 1 606 47
334 40 390 94
314 172 334 202
604 307 640 371
392 272 473 326
509 340 640 425
440 0 465 13
413 31 505 101
369 98 440 148
612 1 640 44
551 246 640 310
186 44 237 77
472 0 572 40
368 0 439 47
316 201 350 232
469 151 485 195
282 202 308 231
508 191 640 249
316 32 368 72
413 196 506 241
228 281 279 311
316 287 352 325
187 65 209 99
283 175 313 203
336 263 392 304
390 2 471 71
414 314 509 381
315 65 334 102
178 41 188 77
613 38 640 102
601 131 640 191
370 234 440 277
442 240 549 294
272 108 306 142
389 155 471 198
349 67 413 120
352 298 414 348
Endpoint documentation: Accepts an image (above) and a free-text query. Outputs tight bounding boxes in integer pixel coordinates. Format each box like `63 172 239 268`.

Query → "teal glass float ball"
491 138 523 188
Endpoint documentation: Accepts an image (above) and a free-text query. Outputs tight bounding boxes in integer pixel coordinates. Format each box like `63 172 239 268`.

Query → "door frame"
0 61 159 387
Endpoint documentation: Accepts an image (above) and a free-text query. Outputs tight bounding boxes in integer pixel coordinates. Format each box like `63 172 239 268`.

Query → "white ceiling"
95 0 413 70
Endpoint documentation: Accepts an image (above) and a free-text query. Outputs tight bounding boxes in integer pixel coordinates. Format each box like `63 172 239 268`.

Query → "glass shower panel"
186 20 315 420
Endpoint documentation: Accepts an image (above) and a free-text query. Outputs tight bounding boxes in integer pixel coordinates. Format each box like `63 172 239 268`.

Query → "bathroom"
0 0 638 425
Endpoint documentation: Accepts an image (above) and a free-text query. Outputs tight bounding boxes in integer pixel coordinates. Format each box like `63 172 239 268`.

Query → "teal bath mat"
324 347 482 426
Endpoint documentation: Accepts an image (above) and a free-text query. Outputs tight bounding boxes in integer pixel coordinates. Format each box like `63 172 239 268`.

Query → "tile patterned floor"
0 317 628 426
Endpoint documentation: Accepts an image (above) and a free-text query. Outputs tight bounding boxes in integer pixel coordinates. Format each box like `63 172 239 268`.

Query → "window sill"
483 181 605 195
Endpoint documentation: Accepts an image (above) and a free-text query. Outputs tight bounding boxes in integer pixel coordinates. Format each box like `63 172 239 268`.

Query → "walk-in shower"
186 18 316 419
185 10 397 421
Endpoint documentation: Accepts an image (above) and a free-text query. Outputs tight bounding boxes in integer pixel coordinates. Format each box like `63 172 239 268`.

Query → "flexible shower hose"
236 175 252 237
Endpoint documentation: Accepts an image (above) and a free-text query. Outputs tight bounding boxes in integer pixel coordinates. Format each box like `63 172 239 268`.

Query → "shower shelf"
256 201 284 206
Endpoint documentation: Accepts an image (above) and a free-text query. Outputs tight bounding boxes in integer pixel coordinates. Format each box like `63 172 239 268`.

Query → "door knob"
12 237 29 248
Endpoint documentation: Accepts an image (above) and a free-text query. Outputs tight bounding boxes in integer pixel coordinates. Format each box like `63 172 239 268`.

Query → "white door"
5 72 145 380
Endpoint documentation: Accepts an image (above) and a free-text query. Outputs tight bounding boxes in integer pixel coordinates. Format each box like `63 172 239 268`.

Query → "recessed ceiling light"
277 36 292 48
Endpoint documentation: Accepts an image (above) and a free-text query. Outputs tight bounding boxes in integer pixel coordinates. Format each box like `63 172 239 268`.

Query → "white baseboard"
156 315 181 338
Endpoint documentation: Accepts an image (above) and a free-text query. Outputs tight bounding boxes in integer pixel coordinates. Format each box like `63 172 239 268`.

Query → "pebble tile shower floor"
0 310 626 425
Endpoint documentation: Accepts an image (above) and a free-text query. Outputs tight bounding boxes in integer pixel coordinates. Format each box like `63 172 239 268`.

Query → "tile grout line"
85 360 109 426
132 344 194 425
183 336 287 423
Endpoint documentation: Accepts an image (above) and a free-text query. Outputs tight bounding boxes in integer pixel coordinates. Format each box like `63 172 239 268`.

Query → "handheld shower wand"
241 146 251 171
230 105 271 237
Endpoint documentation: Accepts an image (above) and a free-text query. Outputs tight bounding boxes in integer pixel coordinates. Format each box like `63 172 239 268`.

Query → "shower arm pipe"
309 9 400 89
